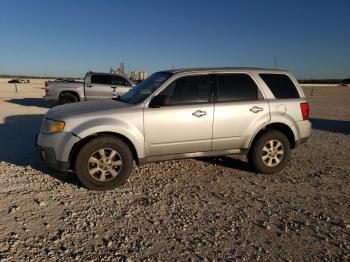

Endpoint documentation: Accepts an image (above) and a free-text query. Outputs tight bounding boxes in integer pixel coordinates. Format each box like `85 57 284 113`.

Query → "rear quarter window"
260 74 300 99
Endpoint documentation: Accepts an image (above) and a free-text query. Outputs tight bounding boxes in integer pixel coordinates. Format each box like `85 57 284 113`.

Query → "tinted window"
217 74 258 102
111 75 129 86
91 74 111 85
159 75 210 105
260 74 299 99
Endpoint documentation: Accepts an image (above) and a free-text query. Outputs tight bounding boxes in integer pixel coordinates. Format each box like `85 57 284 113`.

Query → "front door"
212 73 270 150
144 74 214 156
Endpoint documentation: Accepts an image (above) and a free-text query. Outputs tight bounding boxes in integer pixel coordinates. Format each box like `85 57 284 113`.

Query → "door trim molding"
139 148 242 165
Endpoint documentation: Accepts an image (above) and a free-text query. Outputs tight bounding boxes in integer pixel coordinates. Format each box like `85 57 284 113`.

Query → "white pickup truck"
44 72 135 104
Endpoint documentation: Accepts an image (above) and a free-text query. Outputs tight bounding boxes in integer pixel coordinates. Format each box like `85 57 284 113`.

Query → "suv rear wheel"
249 130 290 174
75 136 133 190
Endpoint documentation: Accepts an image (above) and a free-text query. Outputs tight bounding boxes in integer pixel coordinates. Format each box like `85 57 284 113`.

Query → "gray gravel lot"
0 85 349 260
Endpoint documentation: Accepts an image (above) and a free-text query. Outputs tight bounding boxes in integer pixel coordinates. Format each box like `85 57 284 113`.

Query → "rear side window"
91 74 111 85
260 74 300 99
217 74 258 102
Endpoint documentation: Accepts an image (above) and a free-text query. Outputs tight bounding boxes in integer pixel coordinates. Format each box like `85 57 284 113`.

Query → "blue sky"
0 0 349 79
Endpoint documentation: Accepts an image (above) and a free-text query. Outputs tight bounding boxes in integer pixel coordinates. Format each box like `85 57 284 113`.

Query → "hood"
46 99 132 120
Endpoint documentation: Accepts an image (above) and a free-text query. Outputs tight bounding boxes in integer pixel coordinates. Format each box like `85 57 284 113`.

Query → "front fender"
71 118 145 158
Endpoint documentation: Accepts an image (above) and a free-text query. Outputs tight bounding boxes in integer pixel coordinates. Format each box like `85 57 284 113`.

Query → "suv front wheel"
249 130 291 174
75 136 133 190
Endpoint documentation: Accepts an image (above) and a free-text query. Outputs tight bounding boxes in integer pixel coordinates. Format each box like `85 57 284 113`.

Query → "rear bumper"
295 136 310 147
295 120 312 146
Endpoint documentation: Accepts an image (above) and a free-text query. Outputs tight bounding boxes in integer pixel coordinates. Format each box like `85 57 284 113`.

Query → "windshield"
119 72 173 104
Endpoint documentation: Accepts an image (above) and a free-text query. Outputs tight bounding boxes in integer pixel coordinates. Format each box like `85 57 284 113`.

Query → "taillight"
300 102 309 120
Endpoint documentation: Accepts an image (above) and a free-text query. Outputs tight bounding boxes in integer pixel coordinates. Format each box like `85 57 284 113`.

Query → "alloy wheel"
87 148 123 182
261 139 284 167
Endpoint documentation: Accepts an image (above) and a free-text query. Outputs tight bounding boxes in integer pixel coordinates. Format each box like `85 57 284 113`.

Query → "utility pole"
274 56 277 69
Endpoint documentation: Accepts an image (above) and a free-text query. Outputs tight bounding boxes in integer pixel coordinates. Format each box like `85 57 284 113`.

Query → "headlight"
42 119 65 134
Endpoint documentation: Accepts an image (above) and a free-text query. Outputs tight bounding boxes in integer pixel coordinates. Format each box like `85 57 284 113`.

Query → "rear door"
85 74 112 99
212 73 270 150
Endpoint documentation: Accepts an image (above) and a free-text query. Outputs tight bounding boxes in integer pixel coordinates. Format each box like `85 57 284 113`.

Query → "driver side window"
158 75 210 105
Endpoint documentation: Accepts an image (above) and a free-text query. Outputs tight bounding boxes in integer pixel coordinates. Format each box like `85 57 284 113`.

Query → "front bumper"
36 145 68 172
36 131 81 172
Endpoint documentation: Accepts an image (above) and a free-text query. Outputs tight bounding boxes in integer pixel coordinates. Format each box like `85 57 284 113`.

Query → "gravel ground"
0 84 349 261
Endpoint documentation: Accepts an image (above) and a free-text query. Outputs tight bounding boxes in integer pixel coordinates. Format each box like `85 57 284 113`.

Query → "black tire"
249 130 290 174
58 92 78 105
75 136 133 190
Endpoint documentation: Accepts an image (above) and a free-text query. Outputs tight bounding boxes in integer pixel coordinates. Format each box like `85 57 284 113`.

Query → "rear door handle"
86 84 93 88
250 106 264 113
192 110 207 117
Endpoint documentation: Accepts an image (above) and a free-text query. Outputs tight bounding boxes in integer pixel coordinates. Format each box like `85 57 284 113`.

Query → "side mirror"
149 95 169 108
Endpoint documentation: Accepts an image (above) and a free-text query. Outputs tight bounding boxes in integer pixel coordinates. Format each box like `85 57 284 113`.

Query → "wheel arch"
247 122 296 153
68 132 140 171
59 91 80 101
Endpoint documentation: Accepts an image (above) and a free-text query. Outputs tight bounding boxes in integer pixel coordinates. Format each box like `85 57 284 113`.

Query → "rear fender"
242 113 299 149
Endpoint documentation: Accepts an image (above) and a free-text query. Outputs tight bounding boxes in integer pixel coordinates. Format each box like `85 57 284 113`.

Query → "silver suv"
36 68 311 190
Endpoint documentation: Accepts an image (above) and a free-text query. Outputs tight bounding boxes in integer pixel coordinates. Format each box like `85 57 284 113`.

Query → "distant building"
111 63 148 81
110 68 118 75
130 70 137 81
138 71 147 81
138 71 143 81
119 63 125 75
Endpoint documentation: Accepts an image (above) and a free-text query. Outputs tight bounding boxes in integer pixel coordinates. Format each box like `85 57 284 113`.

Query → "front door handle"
192 110 207 117
250 106 264 113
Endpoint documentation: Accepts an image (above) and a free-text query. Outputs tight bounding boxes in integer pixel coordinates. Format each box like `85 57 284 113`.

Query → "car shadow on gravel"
0 114 43 166
6 98 55 108
196 155 255 173
310 118 350 135
0 114 81 187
